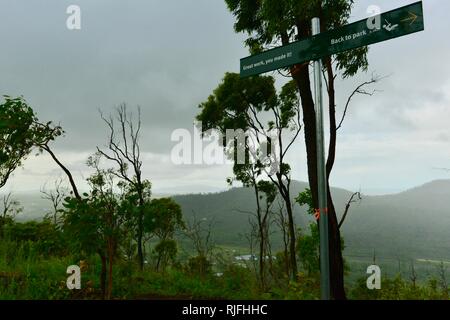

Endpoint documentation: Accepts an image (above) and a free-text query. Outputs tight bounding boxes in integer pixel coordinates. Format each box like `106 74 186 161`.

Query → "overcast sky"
1 0 449 195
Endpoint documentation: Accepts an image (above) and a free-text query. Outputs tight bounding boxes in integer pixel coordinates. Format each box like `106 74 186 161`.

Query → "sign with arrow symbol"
240 1 424 78
402 11 419 25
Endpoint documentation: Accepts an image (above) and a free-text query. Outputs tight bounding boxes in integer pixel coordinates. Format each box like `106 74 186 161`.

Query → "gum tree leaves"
0 96 63 189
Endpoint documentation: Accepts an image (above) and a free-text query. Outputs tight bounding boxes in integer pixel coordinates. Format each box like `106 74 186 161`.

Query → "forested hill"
173 180 450 261
8 179 450 261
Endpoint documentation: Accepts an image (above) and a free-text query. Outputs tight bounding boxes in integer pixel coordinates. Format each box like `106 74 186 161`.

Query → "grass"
1 240 449 300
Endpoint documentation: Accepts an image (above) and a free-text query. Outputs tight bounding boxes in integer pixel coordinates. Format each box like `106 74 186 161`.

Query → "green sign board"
240 1 424 78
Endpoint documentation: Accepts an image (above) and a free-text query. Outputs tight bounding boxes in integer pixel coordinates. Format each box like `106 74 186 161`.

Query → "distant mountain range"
5 179 450 261
172 180 450 261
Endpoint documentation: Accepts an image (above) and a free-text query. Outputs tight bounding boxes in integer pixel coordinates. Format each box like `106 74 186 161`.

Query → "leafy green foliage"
257 180 277 205
196 72 299 186
62 155 130 298
336 47 369 78
297 224 320 275
295 188 320 274
117 178 152 260
187 255 212 276
284 272 321 300
144 198 184 270
0 96 63 189
197 73 299 135
62 196 108 257
3 221 66 257
197 73 276 133
143 198 184 240
63 155 126 258
295 188 348 276
295 188 314 216
350 275 449 300
220 264 256 295
154 239 178 271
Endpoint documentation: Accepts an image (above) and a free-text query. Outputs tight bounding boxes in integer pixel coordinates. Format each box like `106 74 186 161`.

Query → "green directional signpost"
239 2 425 300
240 1 424 78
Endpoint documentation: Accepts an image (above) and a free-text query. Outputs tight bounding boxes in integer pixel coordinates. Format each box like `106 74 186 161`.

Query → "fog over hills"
5 179 450 261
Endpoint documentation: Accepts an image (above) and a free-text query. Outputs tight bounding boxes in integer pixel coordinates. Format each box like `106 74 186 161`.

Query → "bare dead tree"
234 181 275 291
1 192 21 219
437 262 449 298
41 177 68 225
244 217 259 277
265 224 276 283
253 181 276 291
236 208 267 286
1 192 22 220
97 104 150 270
410 260 417 288
273 200 290 280
0 192 22 238
184 212 216 261
336 73 385 131
246 88 302 281
397 257 402 274
338 191 362 229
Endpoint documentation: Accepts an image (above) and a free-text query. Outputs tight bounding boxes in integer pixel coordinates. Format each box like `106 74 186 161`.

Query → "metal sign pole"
312 17 331 300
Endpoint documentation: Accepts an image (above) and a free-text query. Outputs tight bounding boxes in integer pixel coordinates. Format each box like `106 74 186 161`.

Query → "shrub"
187 255 212 276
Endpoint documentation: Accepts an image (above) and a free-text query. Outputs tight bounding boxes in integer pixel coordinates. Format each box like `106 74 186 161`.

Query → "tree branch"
336 74 385 131
42 145 81 200
338 192 362 229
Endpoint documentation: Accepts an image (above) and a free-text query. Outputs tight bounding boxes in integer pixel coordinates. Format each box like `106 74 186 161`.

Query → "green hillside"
8 179 450 262
173 180 450 262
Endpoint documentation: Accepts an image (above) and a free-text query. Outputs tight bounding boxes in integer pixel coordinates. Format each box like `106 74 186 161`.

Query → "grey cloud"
0 0 246 154
1 0 450 194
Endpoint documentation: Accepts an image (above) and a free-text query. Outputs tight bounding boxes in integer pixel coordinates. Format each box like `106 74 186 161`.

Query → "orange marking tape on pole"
314 208 329 220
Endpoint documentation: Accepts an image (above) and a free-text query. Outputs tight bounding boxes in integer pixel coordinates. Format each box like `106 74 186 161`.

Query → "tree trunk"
284 240 290 279
137 214 144 271
279 210 291 280
107 240 114 300
284 193 298 280
99 253 107 300
259 225 265 290
327 188 346 300
292 65 319 205
291 63 347 299
275 171 298 280
325 57 347 300
137 191 145 271
156 252 162 272
252 181 267 290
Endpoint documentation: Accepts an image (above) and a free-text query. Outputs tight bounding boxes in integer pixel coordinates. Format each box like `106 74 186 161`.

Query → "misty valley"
0 0 448 306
